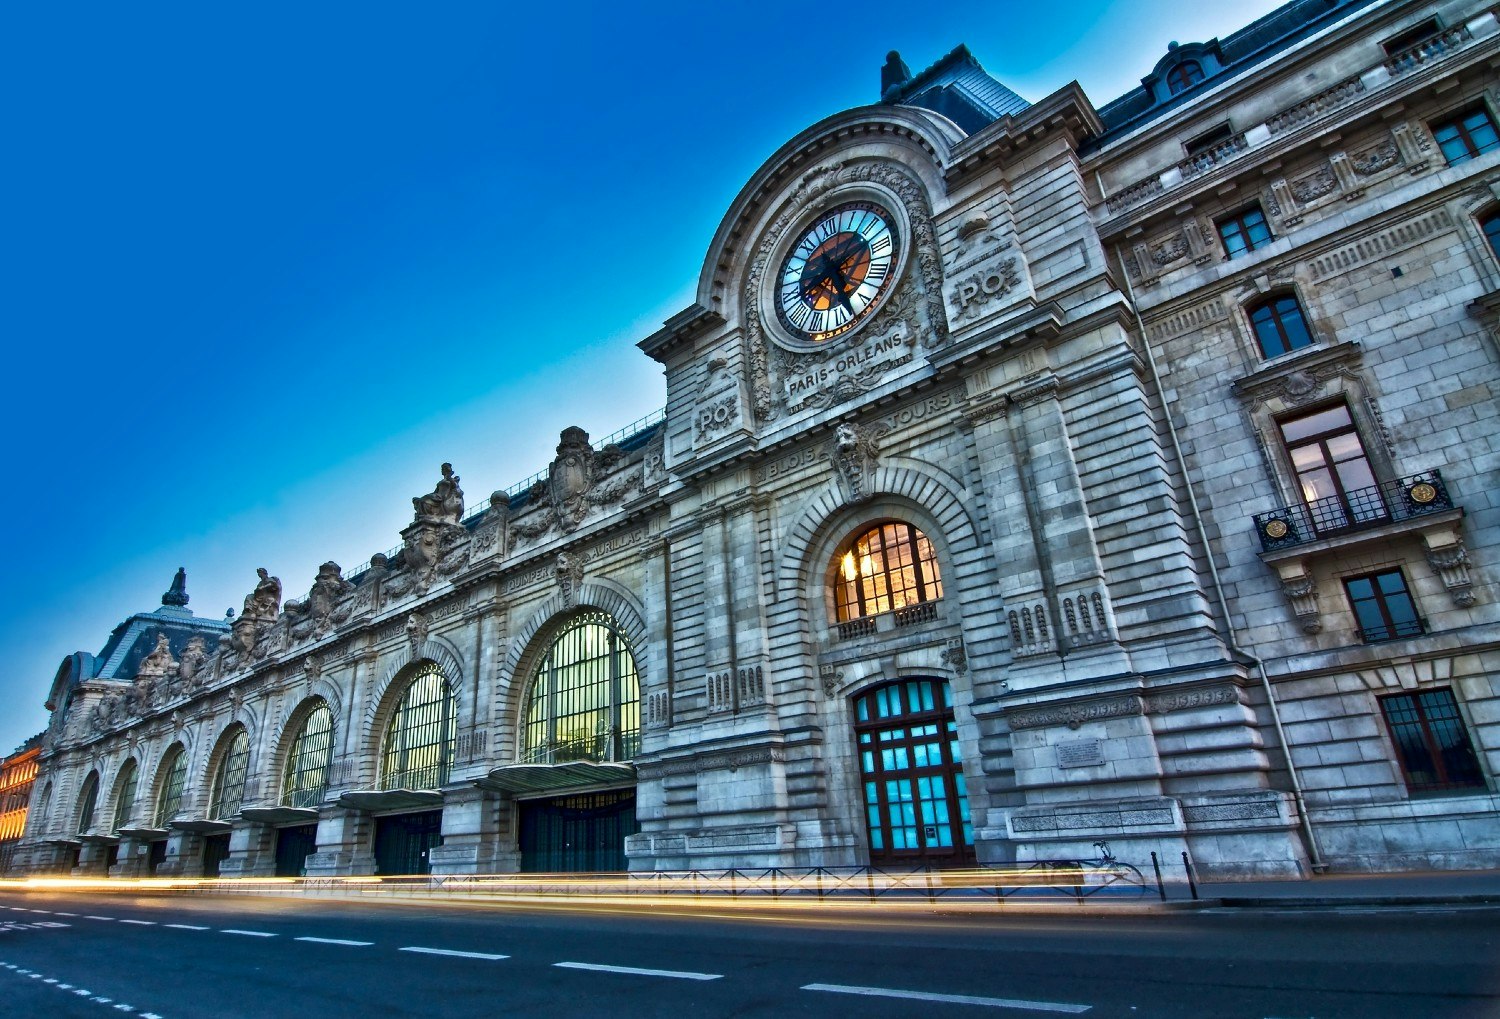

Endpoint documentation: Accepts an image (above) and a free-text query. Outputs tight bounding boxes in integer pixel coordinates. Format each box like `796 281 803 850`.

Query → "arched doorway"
853 678 973 867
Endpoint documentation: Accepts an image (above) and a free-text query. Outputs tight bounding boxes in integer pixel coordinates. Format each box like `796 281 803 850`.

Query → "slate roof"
882 45 1031 135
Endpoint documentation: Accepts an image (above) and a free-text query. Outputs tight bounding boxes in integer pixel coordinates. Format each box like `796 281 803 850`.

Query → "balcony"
1252 470 1455 553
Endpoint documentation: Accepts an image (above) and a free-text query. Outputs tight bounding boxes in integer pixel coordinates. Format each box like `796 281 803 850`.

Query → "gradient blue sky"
0 0 1288 755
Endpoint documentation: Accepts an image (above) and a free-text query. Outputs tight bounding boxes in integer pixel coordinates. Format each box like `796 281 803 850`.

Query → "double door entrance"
519 790 637 872
374 811 443 875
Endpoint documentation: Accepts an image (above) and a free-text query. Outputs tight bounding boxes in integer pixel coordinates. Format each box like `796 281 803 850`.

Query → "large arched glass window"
153 745 188 828
208 727 250 820
76 772 99 835
282 702 334 809
522 612 640 766
834 521 944 622
1248 294 1314 359
112 760 138 833
380 662 456 790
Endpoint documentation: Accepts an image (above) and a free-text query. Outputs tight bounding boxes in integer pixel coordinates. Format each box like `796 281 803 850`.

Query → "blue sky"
0 0 1289 755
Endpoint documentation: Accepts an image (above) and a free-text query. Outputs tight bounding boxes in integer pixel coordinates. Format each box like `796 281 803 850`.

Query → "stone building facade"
16 0 1500 879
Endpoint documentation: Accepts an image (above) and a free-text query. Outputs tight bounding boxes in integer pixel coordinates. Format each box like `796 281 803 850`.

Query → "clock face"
776 200 898 343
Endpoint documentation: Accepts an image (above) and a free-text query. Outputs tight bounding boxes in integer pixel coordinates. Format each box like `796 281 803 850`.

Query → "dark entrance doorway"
853 678 975 868
202 833 231 877
373 811 443 875
274 823 318 877
147 840 168 874
519 790 638 872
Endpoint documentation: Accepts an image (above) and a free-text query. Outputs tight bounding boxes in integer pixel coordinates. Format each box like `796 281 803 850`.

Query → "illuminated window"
380 662 456 790
153 745 188 828
1166 60 1204 94
1380 689 1485 793
834 522 944 622
76 772 99 835
1248 294 1314 358
1278 403 1384 533
208 728 250 820
522 612 640 766
112 760 138 833
1430 106 1499 166
282 702 333 809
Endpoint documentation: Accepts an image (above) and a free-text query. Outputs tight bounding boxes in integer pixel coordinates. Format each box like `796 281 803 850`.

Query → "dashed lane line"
802 983 1092 1014
399 946 508 961
0 960 162 1017
221 929 276 937
164 924 210 931
295 936 374 947
84 916 116 921
555 961 722 981
118 920 156 926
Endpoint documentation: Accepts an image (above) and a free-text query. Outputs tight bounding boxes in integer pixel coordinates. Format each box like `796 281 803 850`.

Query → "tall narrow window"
282 703 334 809
834 522 944 622
1344 569 1423 642
1380 689 1485 793
1482 211 1500 260
76 772 99 835
1217 205 1272 258
522 612 640 766
1166 60 1204 94
208 728 250 820
1431 106 1499 166
380 662 457 791
112 760 138 833
1278 404 1385 533
153 746 188 828
1248 294 1314 358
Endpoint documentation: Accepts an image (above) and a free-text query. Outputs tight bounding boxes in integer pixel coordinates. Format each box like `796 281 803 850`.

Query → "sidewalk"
1193 869 1500 908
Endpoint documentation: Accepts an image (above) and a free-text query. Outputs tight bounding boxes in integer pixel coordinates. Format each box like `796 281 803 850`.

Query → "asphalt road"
0 890 1496 1018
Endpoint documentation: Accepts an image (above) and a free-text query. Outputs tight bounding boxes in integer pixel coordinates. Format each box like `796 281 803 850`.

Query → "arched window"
208 728 250 820
153 745 188 828
34 781 52 835
1247 293 1314 358
1166 60 1204 94
1483 210 1500 260
282 702 334 808
112 760 138 833
853 678 973 865
76 772 99 835
834 521 944 622
522 611 640 766
380 662 457 790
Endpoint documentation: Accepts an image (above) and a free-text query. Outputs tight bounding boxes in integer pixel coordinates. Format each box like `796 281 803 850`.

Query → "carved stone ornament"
176 636 208 689
1008 696 1144 731
1351 138 1399 177
555 551 585 607
818 663 843 697
940 637 967 675
742 160 946 422
242 567 282 622
136 633 176 680
405 612 429 656
829 422 882 503
1425 539 1476 607
642 430 666 490
304 652 323 681
470 492 509 557
1151 233 1189 267
1279 573 1322 633
284 561 355 639
1290 165 1338 204
510 428 640 546
694 357 751 445
413 463 464 525
948 256 1021 321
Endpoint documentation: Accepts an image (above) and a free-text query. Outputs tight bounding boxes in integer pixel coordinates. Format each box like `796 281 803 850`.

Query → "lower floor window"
1379 688 1485 793
1344 569 1423 642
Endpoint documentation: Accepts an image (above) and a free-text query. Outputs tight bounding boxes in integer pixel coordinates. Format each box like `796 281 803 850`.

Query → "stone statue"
161 567 189 607
243 567 282 621
136 633 176 680
413 463 465 524
176 636 208 687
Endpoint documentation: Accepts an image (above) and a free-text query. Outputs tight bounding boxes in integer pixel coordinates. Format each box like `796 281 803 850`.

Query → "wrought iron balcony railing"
1252 470 1454 553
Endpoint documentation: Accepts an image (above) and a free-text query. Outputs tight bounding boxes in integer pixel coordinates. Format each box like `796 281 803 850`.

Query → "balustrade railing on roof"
1385 25 1472 74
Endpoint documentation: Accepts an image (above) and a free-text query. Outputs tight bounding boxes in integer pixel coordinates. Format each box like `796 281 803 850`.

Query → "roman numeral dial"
775 200 899 343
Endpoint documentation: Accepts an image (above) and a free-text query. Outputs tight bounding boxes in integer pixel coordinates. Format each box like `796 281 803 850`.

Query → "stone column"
429 786 505 875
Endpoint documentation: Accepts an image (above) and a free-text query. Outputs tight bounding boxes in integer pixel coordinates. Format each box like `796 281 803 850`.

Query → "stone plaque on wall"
1057 738 1105 769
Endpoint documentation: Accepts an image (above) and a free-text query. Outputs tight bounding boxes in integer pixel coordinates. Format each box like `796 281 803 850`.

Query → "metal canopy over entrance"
479 761 636 796
373 810 443 875
519 789 638 873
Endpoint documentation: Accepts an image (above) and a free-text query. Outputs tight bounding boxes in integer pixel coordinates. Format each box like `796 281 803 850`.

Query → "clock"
775 200 898 343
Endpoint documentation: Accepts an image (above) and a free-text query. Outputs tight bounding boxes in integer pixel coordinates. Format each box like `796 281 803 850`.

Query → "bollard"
1182 851 1198 900
1150 851 1166 901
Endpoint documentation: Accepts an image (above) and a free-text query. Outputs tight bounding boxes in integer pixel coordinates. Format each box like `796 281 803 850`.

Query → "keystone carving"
830 422 882 503
405 612 429 657
555 551 585 607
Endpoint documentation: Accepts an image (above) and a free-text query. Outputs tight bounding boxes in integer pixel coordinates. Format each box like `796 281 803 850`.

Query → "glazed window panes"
1217 206 1272 259
1166 60 1204 94
522 612 640 765
208 729 250 820
854 680 972 864
1345 570 1423 642
1431 107 1499 166
153 746 188 828
835 523 944 621
1278 404 1385 532
1380 689 1485 793
282 703 334 809
380 662 456 791
1248 295 1313 358
1483 212 1500 260
112 760 138 833
76 773 99 835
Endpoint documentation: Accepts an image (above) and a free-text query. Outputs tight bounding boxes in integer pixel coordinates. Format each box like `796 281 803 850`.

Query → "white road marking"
44 977 58 983
221 929 276 937
35 922 71 928
85 915 115 921
399 946 508 961
53 912 78 917
295 936 373 946
802 983 1092 1014
165 924 210 931
119 919 156 926
555 961 722 981
75 989 92 995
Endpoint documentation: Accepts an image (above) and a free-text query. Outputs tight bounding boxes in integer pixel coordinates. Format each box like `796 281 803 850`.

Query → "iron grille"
112 760 138 833
520 611 640 766
153 746 188 828
208 728 250 820
1252 470 1453 552
282 703 333 809
379 662 456 791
